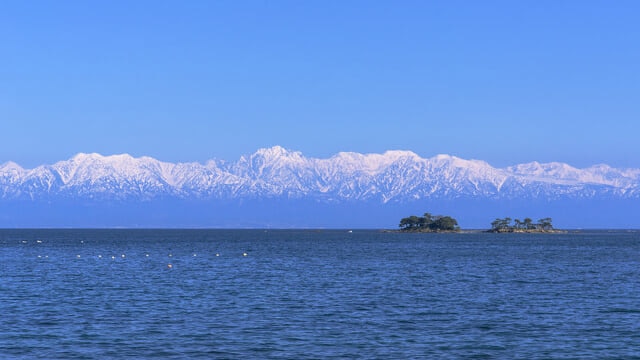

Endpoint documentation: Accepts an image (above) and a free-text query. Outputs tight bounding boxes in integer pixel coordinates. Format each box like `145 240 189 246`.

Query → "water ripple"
1 229 639 358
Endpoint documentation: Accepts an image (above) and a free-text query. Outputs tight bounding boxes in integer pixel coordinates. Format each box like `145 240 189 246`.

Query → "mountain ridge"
1 146 639 202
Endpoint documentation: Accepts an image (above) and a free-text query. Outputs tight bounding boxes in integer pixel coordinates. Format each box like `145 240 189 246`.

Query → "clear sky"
1 1 638 169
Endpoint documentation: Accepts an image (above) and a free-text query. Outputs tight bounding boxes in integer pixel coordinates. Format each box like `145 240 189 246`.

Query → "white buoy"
242 252 248 257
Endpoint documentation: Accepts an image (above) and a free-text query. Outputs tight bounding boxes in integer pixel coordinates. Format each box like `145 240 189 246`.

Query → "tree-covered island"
399 212 460 232
488 217 563 233
396 213 564 233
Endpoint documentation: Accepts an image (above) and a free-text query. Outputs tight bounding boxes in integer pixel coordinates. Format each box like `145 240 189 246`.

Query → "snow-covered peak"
326 150 421 174
508 161 581 178
426 154 496 173
49 152 170 186
0 161 25 172
253 146 301 159
503 161 640 187
432 154 455 162
65 153 170 170
381 150 420 160
429 154 465 166
72 152 141 164
233 146 310 176
587 164 614 172
69 153 121 166
71 152 103 160
584 164 640 184
238 146 306 165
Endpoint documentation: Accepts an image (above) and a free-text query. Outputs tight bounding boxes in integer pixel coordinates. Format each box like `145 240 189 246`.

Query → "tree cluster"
489 217 553 232
399 212 460 232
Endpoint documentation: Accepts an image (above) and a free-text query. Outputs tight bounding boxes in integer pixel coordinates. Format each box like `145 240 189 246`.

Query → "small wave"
600 307 640 314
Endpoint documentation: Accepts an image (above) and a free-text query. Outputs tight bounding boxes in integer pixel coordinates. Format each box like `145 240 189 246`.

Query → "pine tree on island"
489 217 559 233
399 212 460 232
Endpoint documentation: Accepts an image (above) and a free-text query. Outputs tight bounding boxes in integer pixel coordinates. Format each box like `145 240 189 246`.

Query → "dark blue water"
1 229 639 359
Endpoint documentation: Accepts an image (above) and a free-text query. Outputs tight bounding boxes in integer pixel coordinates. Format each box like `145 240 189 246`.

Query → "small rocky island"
487 217 565 233
398 212 460 232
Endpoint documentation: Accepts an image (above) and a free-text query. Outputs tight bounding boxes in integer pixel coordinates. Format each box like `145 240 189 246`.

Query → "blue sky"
1 1 638 169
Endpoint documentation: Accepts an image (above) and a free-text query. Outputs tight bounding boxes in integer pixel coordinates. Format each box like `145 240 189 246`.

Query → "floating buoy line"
21 239 249 263
30 251 250 262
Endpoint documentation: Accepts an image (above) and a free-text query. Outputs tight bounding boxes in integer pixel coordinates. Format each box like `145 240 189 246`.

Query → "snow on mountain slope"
1 146 638 202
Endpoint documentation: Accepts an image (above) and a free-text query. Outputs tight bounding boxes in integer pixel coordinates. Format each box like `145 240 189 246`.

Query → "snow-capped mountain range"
2 146 639 202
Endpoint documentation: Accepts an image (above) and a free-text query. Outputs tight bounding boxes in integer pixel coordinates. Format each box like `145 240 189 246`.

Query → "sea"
1 229 639 359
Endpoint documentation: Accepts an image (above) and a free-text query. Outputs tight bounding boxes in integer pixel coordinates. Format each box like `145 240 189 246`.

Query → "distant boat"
347 230 353 233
